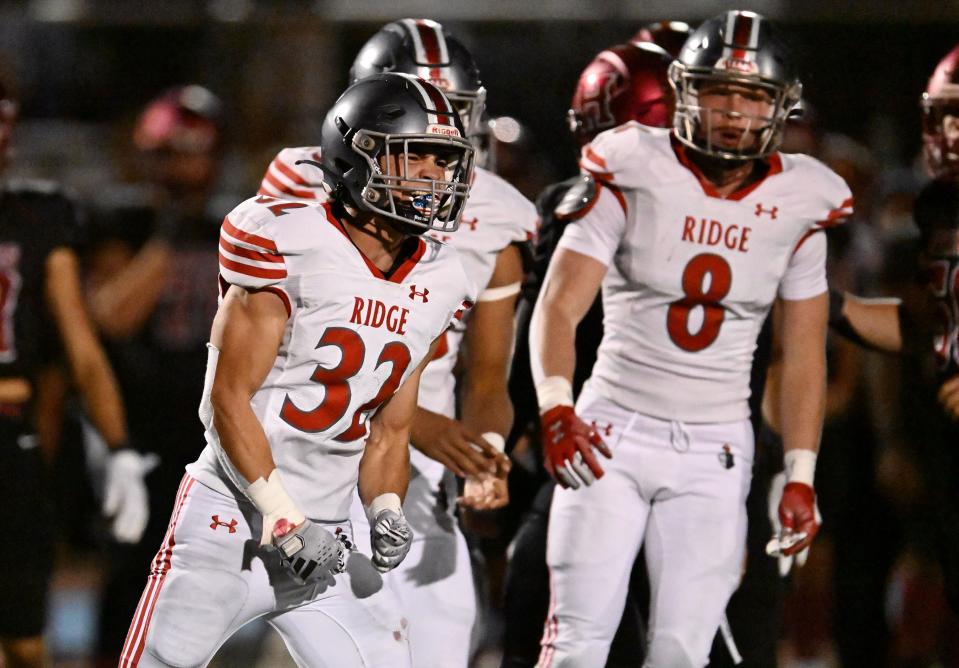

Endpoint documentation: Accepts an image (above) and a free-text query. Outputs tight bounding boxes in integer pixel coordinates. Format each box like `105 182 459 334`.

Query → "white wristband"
247 469 304 526
784 449 817 487
536 376 574 414
481 432 506 453
366 492 403 522
478 282 521 303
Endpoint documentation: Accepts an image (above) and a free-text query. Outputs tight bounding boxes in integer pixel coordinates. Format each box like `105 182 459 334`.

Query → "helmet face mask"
354 130 474 233
669 10 802 161
670 65 800 160
320 73 475 235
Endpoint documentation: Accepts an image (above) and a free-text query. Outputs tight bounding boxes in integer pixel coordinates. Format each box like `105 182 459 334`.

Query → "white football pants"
121 475 411 668
350 459 476 668
538 389 753 668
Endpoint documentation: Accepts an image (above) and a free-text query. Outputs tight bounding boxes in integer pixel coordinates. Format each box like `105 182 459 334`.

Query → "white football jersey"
561 124 852 422
258 149 536 486
187 195 475 520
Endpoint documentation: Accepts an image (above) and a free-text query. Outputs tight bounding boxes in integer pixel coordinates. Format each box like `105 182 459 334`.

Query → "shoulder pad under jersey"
554 174 599 221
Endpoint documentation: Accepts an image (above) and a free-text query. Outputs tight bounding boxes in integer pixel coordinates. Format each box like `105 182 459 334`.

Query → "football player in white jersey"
120 73 476 668
529 11 852 668
258 19 537 667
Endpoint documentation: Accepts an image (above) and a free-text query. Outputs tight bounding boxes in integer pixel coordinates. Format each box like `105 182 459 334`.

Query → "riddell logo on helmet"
427 124 461 138
715 57 758 75
429 77 452 90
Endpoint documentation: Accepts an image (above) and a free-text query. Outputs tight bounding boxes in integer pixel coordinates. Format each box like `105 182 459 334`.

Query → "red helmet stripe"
414 19 444 65
726 11 759 61
420 79 455 126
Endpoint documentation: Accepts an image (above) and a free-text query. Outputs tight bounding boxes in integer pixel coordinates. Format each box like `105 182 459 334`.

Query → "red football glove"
540 406 612 489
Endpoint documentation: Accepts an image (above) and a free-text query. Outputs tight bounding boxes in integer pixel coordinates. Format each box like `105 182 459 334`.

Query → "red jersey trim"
219 236 285 264
218 252 288 279
273 157 312 186
258 286 293 317
669 134 783 201
262 169 316 200
321 203 428 284
222 216 279 252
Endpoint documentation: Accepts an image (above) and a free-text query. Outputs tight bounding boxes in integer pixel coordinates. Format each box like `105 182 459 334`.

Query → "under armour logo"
718 444 735 470
409 285 430 302
590 421 613 437
464 217 479 231
210 515 238 533
754 203 778 219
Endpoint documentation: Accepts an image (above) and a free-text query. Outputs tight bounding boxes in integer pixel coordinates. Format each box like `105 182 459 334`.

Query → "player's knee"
644 632 700 668
1 636 47 668
146 569 249 667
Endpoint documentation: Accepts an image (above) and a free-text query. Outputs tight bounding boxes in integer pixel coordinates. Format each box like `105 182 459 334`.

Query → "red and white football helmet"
133 85 222 155
632 20 692 59
568 41 673 147
922 44 959 179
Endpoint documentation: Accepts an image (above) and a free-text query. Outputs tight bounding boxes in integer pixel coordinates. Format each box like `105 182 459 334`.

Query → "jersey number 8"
666 253 732 352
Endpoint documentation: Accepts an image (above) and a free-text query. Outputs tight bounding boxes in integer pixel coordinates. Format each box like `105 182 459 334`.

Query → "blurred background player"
0 68 151 668
85 84 227 666
258 19 536 666
122 72 476 667
530 11 851 666
502 33 675 668
830 42 959 620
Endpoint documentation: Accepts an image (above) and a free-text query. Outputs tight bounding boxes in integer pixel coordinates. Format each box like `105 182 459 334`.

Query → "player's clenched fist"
540 405 612 489
766 450 821 575
367 493 413 572
273 518 346 585
778 482 819 555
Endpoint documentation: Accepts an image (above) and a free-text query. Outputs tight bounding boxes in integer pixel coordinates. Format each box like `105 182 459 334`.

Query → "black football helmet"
668 10 801 160
350 19 487 141
319 72 475 234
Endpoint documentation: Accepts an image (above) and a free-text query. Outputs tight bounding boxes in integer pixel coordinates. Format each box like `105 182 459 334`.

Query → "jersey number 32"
280 327 412 441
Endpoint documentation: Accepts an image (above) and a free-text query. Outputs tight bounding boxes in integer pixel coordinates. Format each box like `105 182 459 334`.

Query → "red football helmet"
632 20 692 58
922 45 959 179
133 85 221 154
568 41 673 147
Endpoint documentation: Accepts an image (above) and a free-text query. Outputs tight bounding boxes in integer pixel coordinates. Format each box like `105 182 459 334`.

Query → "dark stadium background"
1 1 958 666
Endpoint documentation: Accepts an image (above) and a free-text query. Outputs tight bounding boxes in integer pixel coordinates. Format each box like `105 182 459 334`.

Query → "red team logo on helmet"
568 41 674 147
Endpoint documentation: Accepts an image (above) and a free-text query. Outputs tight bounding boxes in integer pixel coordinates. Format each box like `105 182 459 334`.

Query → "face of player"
376 143 461 220
696 81 775 153
151 148 218 195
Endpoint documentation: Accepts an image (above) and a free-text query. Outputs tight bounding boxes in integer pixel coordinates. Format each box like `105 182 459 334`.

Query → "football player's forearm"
358 426 410 506
462 374 513 439
74 350 128 447
779 350 826 454
834 292 902 353
210 394 277 484
89 241 173 338
529 301 577 386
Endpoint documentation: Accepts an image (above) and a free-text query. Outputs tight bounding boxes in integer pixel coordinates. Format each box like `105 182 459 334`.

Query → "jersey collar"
669 133 782 202
322 203 427 283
